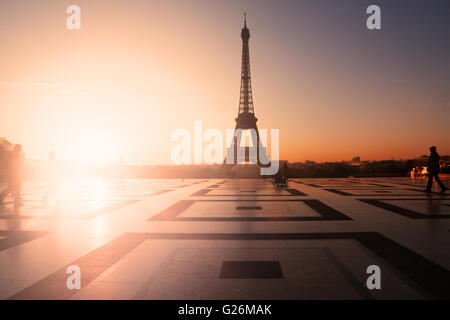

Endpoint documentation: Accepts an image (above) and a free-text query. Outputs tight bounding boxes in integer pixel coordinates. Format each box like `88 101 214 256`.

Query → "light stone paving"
0 177 449 300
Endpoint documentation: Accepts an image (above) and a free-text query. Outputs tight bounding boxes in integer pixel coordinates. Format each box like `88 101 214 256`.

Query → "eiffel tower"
225 14 269 166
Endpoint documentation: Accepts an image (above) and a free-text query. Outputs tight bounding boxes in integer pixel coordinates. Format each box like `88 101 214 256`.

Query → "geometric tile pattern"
1 177 450 300
148 199 352 221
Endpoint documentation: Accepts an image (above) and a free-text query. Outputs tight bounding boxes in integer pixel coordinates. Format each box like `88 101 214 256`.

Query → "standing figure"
282 162 288 186
0 144 24 205
425 146 448 193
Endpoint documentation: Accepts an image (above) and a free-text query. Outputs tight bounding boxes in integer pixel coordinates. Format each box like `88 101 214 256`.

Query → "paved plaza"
0 177 449 299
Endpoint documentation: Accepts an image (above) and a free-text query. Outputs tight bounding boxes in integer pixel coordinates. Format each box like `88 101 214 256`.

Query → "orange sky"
1 0 449 165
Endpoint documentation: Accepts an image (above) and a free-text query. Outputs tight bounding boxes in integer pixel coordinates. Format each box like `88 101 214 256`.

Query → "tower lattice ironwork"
238 14 254 115
225 14 269 165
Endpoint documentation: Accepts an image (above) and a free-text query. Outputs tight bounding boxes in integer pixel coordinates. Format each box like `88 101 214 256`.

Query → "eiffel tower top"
241 13 250 40
237 13 255 118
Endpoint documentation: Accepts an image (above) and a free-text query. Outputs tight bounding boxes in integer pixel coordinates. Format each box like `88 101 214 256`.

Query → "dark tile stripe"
359 199 450 219
0 200 141 220
0 230 48 252
176 216 337 221
220 261 284 279
394 182 427 187
357 194 426 196
325 189 426 197
138 232 356 240
84 200 141 219
354 233 450 299
368 183 392 188
148 200 195 221
197 188 282 190
236 206 262 210
303 200 352 220
149 199 351 221
337 188 401 190
190 199 314 202
359 198 447 201
146 189 173 196
9 233 148 300
190 192 306 197
190 189 211 196
0 215 40 220
322 247 374 300
191 180 210 185
325 189 352 196
408 188 447 194
291 181 321 187
286 188 307 196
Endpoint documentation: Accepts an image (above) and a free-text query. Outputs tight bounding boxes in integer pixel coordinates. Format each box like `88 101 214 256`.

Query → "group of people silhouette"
0 145 59 206
0 144 24 205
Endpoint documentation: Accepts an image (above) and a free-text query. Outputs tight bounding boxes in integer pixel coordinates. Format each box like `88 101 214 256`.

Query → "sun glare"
67 130 121 165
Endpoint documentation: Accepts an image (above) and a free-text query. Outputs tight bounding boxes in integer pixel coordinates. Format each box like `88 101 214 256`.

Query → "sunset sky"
1 0 449 165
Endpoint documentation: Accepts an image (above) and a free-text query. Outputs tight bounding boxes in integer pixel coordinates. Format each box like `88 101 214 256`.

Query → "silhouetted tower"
225 14 269 165
239 13 254 116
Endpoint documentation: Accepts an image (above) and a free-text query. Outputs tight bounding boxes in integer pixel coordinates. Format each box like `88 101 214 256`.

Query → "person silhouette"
425 146 448 193
0 144 24 205
282 162 288 186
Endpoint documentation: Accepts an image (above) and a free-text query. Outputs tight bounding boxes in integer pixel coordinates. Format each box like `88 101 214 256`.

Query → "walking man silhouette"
425 146 448 193
0 144 24 205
